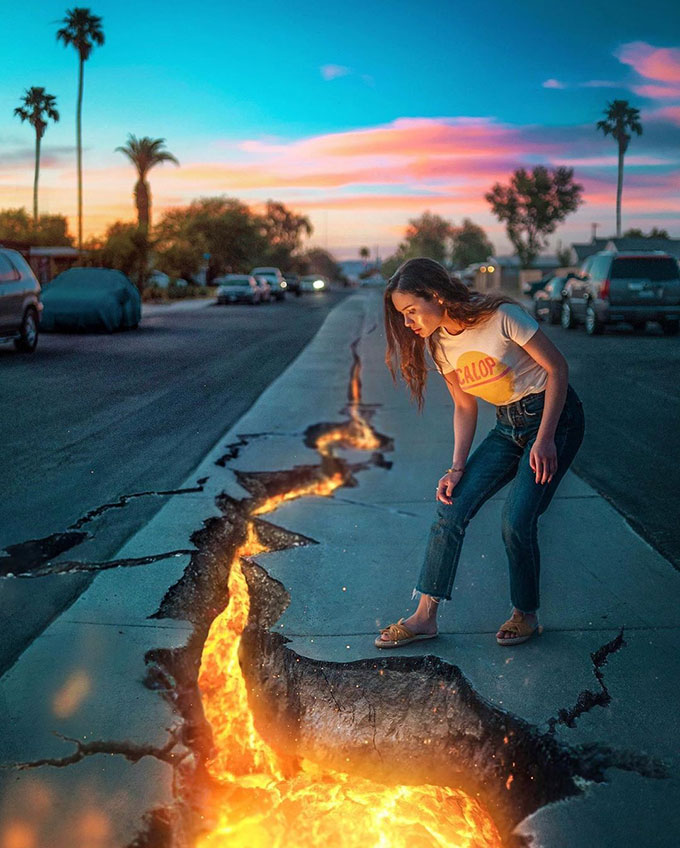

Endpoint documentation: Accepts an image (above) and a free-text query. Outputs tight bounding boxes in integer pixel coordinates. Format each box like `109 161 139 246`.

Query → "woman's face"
391 290 446 338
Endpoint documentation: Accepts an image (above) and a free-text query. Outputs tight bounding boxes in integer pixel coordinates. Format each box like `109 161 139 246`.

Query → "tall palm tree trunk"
616 142 624 238
77 56 84 251
33 132 41 228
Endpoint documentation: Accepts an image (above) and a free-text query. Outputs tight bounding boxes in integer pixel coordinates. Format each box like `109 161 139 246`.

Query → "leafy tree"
79 221 150 290
154 196 267 282
485 166 583 268
381 211 453 278
402 211 452 263
257 200 313 268
596 99 643 238
13 87 60 226
359 246 370 262
622 227 669 239
450 218 494 268
115 135 179 232
300 247 341 281
555 240 573 267
0 207 73 246
57 6 105 250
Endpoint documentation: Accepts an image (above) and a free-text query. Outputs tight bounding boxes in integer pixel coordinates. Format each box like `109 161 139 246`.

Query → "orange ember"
196 407 502 846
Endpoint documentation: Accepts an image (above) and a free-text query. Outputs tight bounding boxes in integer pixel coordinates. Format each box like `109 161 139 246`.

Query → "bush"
141 283 212 302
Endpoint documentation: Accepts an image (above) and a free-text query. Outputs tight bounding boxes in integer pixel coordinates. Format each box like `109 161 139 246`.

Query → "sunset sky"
2 0 680 259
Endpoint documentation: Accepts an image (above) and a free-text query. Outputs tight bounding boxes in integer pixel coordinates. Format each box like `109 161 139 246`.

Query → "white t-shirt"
431 303 548 405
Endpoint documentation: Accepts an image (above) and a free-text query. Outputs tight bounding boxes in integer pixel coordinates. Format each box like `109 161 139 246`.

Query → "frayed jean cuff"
412 587 450 604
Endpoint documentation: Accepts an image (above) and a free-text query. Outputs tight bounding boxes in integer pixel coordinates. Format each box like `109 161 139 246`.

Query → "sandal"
375 618 438 649
496 610 543 646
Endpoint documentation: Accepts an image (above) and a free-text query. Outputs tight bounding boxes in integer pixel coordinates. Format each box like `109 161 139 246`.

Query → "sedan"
216 275 264 305
300 274 328 293
41 268 141 332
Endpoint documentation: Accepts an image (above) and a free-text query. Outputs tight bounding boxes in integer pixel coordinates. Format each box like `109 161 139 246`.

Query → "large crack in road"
4 309 672 847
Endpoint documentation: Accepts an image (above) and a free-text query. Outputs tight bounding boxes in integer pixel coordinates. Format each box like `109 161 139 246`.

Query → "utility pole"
591 222 600 242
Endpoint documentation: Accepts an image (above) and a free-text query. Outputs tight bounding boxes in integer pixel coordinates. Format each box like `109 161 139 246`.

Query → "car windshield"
611 257 679 281
222 279 250 286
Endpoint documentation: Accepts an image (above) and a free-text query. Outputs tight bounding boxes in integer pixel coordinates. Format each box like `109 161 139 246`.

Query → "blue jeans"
415 383 585 613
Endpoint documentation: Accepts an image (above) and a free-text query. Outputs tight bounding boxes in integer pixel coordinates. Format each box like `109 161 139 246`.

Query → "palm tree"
14 87 60 227
56 7 105 250
115 135 179 231
596 99 643 238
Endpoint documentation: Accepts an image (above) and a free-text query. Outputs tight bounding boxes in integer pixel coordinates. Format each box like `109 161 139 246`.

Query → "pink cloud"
632 83 680 99
615 41 680 84
579 80 620 88
320 64 351 81
647 105 680 125
543 79 567 89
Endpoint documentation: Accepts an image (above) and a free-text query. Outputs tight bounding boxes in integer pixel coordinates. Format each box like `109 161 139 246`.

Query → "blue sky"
2 0 679 256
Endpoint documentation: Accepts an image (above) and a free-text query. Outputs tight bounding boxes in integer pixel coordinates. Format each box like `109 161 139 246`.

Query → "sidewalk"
1 289 678 847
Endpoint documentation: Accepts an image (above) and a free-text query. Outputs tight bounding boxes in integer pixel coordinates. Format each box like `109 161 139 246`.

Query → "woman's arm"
521 328 569 485
438 370 478 502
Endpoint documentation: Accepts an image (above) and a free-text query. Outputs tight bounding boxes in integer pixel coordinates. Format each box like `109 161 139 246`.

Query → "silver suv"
0 247 43 352
561 251 680 335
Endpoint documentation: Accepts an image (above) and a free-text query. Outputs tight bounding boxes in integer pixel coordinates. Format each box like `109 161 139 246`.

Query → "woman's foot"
377 611 437 643
496 609 539 644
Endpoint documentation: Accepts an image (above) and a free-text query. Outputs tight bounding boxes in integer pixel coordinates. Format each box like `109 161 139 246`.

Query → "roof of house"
572 237 680 262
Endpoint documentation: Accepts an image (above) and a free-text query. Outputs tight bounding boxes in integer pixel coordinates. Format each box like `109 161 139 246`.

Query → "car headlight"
280 281 287 288
313 279 324 289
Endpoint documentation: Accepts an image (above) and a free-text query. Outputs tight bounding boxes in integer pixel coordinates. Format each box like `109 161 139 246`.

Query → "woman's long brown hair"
384 257 523 412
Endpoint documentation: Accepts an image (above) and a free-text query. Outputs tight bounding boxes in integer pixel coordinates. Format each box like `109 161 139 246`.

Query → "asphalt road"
0 290 351 676
527 301 680 573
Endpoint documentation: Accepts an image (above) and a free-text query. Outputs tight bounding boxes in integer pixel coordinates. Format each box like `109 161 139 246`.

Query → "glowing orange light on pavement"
196 383 502 846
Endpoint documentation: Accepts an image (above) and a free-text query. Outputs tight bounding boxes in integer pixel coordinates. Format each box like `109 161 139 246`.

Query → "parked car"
252 276 273 302
561 251 680 335
522 274 554 297
282 271 302 296
251 266 287 300
0 246 43 352
300 274 328 292
216 274 264 305
532 273 580 324
41 268 141 332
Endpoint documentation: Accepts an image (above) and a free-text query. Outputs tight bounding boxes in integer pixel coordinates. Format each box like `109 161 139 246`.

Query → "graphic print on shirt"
454 350 515 404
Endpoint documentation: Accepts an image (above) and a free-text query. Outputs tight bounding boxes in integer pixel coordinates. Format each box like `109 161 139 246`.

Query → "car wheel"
560 299 577 329
14 307 39 352
662 319 679 336
549 304 560 324
631 321 646 332
585 303 604 335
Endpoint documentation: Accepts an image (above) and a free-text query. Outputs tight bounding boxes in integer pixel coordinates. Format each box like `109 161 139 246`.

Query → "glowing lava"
196 406 502 846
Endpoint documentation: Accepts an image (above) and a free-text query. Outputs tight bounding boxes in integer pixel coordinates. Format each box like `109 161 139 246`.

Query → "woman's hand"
530 436 558 485
436 470 464 504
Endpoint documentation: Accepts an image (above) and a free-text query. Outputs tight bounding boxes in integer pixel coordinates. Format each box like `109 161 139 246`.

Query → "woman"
375 257 585 648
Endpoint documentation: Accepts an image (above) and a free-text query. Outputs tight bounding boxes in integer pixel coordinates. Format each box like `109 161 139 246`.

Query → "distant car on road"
251 266 287 301
282 271 302 296
40 267 141 332
216 274 265 305
300 274 328 293
561 251 680 335
0 246 43 352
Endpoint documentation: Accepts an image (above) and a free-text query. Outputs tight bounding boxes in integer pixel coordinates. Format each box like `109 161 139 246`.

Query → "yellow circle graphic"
454 350 515 404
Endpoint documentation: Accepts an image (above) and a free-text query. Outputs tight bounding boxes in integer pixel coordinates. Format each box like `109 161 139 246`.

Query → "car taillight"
599 278 610 299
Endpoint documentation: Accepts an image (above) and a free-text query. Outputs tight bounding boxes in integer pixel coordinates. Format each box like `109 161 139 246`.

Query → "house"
0 240 80 283
476 254 565 294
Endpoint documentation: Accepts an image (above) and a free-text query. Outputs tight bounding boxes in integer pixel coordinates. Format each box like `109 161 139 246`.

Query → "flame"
196 399 502 846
